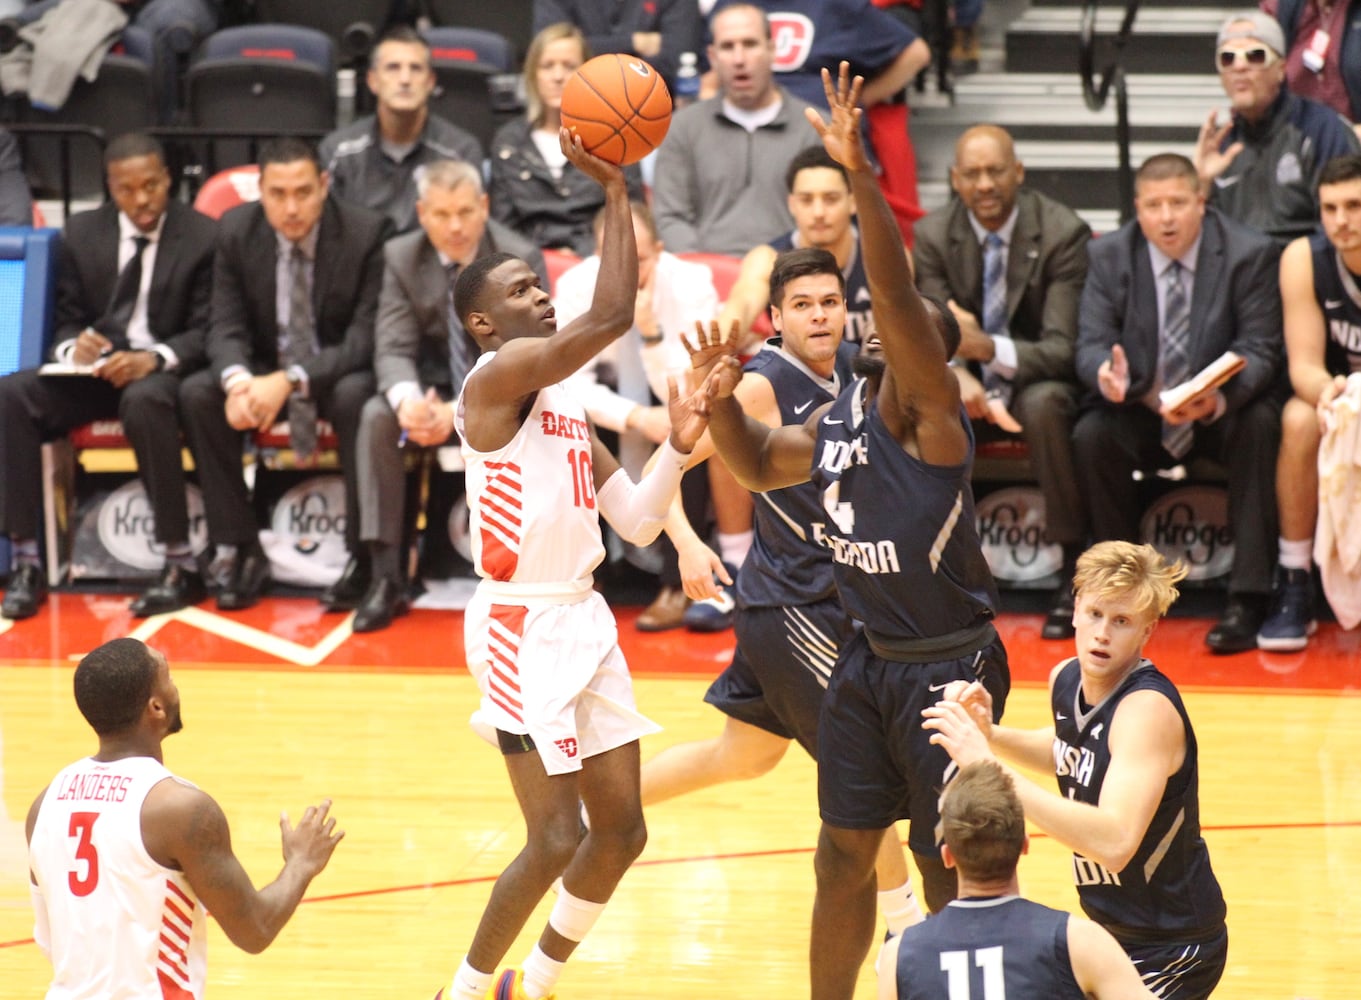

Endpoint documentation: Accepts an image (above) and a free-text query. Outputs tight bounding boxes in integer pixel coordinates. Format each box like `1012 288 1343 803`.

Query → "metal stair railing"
1079 0 1142 224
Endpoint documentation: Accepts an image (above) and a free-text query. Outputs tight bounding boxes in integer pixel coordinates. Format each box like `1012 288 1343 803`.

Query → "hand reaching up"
805 62 871 174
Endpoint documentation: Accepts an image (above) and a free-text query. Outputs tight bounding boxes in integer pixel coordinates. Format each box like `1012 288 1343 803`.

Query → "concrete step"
1006 6 1232 75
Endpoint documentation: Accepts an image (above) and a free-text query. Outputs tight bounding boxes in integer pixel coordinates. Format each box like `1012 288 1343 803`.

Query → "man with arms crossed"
27 637 342 998
880 760 1155 1000
698 66 1010 999
924 540 1228 999
434 131 712 1000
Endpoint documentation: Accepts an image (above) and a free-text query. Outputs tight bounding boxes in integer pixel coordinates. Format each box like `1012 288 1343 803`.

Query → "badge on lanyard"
1303 28 1330 73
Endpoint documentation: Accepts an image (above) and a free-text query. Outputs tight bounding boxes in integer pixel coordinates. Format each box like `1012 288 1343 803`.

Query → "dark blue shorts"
816 629 1010 853
1123 926 1228 1000
704 599 853 758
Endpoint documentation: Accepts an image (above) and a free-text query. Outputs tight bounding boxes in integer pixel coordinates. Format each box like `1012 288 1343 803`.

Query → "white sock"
1278 537 1312 572
521 944 566 998
717 530 752 570
449 958 493 999
878 878 925 935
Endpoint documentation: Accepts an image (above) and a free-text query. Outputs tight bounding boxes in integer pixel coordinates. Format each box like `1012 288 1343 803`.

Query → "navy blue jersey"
1051 658 1227 943
894 897 1083 1000
760 2 917 109
1309 229 1361 377
736 338 857 609
769 228 874 344
810 380 998 643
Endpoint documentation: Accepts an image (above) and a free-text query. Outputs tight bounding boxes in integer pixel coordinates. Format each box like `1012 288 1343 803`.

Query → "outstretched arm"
806 64 966 465
142 782 343 954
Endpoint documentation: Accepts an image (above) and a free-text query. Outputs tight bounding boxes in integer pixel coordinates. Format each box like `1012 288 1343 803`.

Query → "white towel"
1314 374 1361 628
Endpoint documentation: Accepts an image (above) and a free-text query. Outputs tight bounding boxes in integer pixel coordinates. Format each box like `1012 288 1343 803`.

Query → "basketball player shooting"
693 63 1010 1000
435 128 713 1000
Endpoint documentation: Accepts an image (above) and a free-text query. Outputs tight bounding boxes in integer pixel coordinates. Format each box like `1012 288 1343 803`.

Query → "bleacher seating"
251 0 395 63
19 27 156 200
421 0 533 66
192 165 260 220
185 25 337 171
421 26 520 153
542 247 580 295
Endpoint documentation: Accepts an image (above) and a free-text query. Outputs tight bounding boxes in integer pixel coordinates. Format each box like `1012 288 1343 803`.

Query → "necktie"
1160 261 1193 459
283 245 318 461
103 235 149 343
447 262 471 394
981 232 1013 407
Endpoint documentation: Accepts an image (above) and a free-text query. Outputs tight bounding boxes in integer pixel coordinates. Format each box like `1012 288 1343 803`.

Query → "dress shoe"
319 554 371 611
130 564 207 617
1205 594 1267 654
216 544 272 611
1041 586 1076 640
636 585 690 632
2 563 46 620
352 577 411 633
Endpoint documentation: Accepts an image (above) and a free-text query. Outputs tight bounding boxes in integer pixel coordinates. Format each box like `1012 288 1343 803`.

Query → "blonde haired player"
434 127 713 1000
923 541 1229 999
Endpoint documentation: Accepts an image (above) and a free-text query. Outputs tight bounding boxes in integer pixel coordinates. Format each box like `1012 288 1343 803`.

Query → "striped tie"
1160 261 1193 459
982 232 1012 405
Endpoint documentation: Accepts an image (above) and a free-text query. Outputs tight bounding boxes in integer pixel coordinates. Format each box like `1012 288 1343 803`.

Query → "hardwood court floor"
0 595 1358 999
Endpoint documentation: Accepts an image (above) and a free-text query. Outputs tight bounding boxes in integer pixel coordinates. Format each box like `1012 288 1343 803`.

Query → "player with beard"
26 638 342 999
695 65 1010 999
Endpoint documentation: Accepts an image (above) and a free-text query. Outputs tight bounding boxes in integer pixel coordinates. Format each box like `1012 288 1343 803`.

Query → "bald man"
913 125 1092 641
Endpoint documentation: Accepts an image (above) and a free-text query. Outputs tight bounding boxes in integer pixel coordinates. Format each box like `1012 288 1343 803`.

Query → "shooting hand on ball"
560 128 626 190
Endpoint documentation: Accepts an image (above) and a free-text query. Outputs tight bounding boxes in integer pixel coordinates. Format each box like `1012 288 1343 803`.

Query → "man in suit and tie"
341 159 545 632
0 133 216 621
1074 152 1285 653
914 124 1092 640
179 137 392 612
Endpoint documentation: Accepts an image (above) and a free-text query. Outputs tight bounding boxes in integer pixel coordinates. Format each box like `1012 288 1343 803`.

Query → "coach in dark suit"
915 124 1092 640
0 134 216 622
179 137 392 612
1074 153 1285 654
339 159 547 631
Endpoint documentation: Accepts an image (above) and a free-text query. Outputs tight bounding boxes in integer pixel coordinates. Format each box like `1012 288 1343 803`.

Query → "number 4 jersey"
29 755 207 999
457 353 608 586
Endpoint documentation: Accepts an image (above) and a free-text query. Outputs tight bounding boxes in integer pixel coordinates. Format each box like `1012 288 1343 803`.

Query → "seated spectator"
1258 153 1361 649
178 137 392 613
555 199 720 630
532 0 703 92
0 125 31 225
1074 153 1284 655
319 25 483 234
489 22 644 258
720 145 877 353
1262 0 1361 126
346 160 546 632
652 3 816 256
914 124 1091 641
1195 10 1359 244
0 133 216 620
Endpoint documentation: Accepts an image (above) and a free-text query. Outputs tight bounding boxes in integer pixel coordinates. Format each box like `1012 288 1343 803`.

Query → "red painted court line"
6 818 1359 952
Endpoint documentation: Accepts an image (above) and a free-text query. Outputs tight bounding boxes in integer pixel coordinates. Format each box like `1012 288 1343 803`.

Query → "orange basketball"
561 54 672 166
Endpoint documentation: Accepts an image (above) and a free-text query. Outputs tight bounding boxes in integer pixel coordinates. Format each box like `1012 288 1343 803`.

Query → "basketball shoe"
433 969 555 1000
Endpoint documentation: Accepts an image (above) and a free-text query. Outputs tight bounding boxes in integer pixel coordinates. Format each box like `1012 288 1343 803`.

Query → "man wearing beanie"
1195 9 1360 244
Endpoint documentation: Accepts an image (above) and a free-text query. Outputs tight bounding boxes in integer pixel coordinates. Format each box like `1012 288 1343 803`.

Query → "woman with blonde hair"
489 22 645 257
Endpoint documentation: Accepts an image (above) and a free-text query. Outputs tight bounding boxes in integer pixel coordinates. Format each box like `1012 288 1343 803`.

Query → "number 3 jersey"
29 755 207 1000
457 352 607 586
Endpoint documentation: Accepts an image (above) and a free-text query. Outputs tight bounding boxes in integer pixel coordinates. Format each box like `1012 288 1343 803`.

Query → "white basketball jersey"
457 352 607 585
29 756 208 1000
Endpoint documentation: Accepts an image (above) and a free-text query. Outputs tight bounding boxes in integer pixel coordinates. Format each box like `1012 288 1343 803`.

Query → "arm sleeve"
595 438 689 544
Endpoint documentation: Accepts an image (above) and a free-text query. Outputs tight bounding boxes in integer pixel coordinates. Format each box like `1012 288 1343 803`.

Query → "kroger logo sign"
270 475 347 561
1139 486 1233 580
975 486 1062 584
95 481 209 571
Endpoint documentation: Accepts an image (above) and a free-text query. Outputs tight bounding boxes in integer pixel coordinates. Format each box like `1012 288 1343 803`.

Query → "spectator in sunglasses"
1194 10 1360 244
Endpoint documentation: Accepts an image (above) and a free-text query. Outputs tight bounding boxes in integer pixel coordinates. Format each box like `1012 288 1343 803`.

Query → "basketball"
561 54 672 166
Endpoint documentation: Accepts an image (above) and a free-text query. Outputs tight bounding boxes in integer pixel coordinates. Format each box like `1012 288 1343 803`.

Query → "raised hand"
1193 108 1243 185
681 317 741 387
559 127 626 190
666 373 712 454
804 62 870 174
280 798 344 880
1097 343 1130 403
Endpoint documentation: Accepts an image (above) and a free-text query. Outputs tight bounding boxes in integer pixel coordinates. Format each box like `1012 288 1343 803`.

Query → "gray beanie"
1216 11 1287 56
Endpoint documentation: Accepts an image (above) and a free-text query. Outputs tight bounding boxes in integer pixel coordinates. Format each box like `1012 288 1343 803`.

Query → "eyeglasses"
1216 46 1278 69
